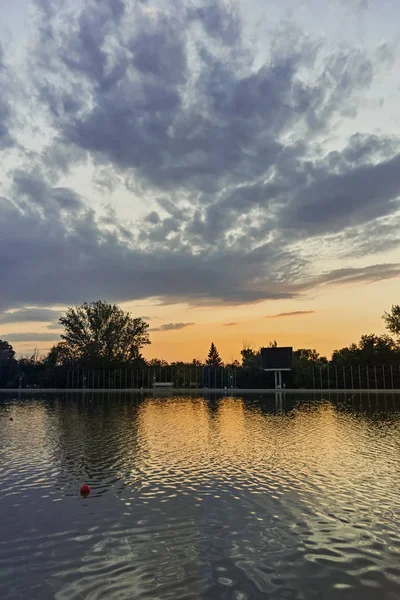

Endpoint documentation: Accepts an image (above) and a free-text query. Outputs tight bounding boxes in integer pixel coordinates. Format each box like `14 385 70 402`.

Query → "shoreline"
1 388 400 394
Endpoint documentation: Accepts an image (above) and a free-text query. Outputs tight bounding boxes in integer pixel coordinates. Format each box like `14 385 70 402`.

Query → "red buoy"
9 417 13 421
80 484 91 496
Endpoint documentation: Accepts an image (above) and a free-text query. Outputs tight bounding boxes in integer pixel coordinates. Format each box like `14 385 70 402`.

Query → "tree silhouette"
59 300 150 365
206 342 223 366
383 305 400 338
191 358 203 366
240 343 260 367
0 340 17 387
0 339 15 362
147 358 169 367
331 334 399 365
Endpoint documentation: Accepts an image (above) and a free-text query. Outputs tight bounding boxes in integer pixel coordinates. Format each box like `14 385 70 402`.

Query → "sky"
0 0 399 362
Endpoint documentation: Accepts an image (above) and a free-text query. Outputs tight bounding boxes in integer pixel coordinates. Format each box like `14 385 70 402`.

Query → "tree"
240 343 260 368
0 340 17 387
147 358 169 367
291 348 328 388
226 359 241 368
0 339 15 362
294 348 327 364
58 300 150 365
331 334 399 365
45 342 78 367
206 342 223 366
383 305 400 338
191 358 203 367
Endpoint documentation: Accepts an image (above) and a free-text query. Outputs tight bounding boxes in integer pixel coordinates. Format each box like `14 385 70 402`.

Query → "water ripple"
1 394 400 598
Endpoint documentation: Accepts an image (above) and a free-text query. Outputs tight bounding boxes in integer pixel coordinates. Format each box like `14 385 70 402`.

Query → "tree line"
0 300 399 389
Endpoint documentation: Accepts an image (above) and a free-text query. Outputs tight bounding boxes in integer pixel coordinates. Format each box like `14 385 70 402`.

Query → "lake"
1 392 400 599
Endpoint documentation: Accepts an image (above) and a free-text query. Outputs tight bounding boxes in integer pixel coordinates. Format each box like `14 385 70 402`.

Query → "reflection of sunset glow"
2 395 399 516
0 402 49 460
137 397 211 467
2 393 400 600
134 398 362 486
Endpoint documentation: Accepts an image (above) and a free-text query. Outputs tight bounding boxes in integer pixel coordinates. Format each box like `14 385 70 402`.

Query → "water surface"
1 393 400 599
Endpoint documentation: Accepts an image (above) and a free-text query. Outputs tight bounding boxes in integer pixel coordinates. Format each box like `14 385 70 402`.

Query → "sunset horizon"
1 0 399 364
1 276 398 362
1 2 400 595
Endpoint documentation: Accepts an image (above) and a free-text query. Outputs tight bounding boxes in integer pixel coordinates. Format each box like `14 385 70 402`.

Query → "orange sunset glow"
0 0 399 365
3 275 398 362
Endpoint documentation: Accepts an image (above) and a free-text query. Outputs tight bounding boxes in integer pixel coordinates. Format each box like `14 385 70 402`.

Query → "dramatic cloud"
223 322 238 326
0 0 399 320
0 308 61 324
2 332 60 342
266 311 315 318
0 43 14 150
313 263 400 287
150 322 195 332
278 143 400 237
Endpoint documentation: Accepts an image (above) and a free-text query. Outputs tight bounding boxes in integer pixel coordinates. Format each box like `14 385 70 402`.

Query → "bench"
152 382 174 388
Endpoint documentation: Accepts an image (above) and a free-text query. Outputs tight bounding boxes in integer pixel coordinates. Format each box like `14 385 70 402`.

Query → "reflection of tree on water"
50 393 142 495
3 394 400 598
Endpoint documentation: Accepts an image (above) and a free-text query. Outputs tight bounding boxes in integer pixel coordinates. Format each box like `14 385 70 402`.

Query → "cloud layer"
150 322 195 332
0 0 399 320
266 311 315 318
0 308 61 324
2 332 60 343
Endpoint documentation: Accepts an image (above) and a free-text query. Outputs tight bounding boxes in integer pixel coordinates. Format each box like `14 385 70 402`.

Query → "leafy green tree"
206 342 223 366
58 301 150 365
383 305 400 338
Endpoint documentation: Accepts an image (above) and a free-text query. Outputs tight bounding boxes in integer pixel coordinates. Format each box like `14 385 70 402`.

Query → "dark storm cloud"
0 308 61 324
266 311 315 318
1 0 399 314
150 322 195 332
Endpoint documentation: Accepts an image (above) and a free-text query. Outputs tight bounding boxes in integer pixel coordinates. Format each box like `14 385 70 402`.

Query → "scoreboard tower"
260 347 293 390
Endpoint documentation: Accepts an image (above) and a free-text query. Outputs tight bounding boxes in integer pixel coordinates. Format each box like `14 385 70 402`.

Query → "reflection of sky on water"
1 394 400 598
